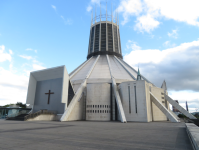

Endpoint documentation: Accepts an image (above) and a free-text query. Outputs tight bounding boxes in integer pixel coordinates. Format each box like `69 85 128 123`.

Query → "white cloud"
51 5 56 11
124 39 199 111
26 48 37 53
118 0 143 25
169 90 199 112
0 67 29 106
26 48 32 51
19 55 33 60
145 0 199 26
168 29 178 39
0 62 47 105
118 0 199 32
126 40 141 51
163 41 169 46
169 90 199 102
86 0 103 12
9 49 13 55
87 5 92 12
60 16 73 25
91 0 100 5
32 64 46 70
124 39 199 65
163 41 176 47
0 44 46 106
0 45 12 62
51 5 72 25
134 14 160 33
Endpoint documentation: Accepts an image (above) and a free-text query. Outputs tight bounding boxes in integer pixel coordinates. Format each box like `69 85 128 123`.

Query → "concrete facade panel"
151 86 167 121
89 55 111 79
33 78 65 114
119 81 148 122
109 56 133 80
71 57 96 81
86 83 111 121
26 74 37 105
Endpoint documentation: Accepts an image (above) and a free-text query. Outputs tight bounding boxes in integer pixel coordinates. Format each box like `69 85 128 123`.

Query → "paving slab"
0 120 193 150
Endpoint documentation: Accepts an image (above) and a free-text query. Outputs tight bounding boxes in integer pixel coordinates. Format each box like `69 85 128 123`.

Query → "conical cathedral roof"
69 55 152 92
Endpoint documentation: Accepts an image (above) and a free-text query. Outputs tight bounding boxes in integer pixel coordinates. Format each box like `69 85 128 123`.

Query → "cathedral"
26 9 196 123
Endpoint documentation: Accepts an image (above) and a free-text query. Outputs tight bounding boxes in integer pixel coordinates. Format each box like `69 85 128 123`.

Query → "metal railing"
24 110 57 121
91 14 118 25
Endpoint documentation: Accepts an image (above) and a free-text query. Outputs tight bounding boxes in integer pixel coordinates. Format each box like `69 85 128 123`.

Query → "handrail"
24 110 57 121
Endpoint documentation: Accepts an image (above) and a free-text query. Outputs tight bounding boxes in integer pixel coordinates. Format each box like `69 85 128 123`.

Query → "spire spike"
111 3 113 22
114 5 116 22
91 8 93 25
161 80 167 91
138 68 140 75
106 1 107 21
118 10 119 26
95 4 96 23
137 67 141 80
116 8 118 25
100 2 101 21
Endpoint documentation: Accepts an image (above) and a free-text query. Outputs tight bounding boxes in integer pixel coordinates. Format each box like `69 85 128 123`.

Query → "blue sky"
0 0 199 112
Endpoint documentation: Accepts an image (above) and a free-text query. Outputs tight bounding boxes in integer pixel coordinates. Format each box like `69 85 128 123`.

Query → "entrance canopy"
26 65 70 106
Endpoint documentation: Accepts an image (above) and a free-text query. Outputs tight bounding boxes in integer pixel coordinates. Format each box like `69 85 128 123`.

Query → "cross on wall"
45 90 54 104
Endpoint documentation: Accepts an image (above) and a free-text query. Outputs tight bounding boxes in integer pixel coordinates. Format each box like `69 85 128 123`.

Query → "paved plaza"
0 120 193 150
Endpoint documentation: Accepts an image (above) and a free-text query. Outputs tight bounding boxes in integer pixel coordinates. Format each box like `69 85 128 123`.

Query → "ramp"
165 95 196 119
150 92 179 122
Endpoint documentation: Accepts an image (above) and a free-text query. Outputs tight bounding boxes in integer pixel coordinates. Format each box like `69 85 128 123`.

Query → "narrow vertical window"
128 86 131 113
134 86 137 113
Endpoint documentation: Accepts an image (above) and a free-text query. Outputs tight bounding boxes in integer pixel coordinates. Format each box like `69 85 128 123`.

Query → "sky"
0 0 199 112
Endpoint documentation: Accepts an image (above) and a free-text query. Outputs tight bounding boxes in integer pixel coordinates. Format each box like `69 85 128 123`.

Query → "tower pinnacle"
87 4 122 59
137 68 141 80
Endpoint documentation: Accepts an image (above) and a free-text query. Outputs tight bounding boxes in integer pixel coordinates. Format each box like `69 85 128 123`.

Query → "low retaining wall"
186 123 199 150
27 114 62 121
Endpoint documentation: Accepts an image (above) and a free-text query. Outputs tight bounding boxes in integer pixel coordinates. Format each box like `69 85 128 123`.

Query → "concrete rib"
60 55 100 121
165 95 197 119
114 56 136 80
106 55 127 123
150 92 179 123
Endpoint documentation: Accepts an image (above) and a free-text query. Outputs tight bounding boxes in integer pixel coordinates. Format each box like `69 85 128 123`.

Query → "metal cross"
45 90 54 104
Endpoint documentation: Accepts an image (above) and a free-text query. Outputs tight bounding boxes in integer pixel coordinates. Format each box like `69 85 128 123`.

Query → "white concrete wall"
119 80 148 122
61 66 70 104
150 86 167 121
26 74 37 105
86 83 111 121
